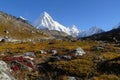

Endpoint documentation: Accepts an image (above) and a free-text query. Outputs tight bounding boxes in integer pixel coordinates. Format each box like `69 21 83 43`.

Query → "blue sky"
0 0 120 31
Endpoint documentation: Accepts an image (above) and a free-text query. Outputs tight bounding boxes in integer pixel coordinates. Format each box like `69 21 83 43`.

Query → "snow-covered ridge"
33 12 79 37
78 26 104 38
19 16 27 21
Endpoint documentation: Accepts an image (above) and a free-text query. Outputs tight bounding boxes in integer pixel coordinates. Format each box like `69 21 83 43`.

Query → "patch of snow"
19 16 27 21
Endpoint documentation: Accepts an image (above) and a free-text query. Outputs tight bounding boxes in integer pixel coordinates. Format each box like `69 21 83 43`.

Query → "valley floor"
0 40 120 80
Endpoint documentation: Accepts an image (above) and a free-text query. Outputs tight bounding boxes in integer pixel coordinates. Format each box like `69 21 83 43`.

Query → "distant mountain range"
78 26 104 38
0 11 119 42
82 26 120 42
33 12 104 38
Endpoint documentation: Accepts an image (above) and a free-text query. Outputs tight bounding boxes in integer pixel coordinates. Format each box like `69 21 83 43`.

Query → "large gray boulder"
0 60 16 80
74 47 86 56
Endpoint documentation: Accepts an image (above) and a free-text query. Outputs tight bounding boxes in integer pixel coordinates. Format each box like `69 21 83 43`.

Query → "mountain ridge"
0 11 51 42
33 12 80 37
78 26 104 38
81 26 120 42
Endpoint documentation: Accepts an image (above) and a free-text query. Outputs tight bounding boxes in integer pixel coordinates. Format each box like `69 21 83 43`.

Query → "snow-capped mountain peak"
71 25 79 32
33 12 71 35
34 12 55 29
70 25 80 37
41 12 52 18
89 26 104 34
78 26 104 38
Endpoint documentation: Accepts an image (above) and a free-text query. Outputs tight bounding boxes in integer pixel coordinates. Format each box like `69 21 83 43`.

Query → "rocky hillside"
0 11 51 42
39 30 74 40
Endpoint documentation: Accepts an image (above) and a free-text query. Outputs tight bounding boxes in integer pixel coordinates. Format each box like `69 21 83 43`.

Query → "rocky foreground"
0 40 120 80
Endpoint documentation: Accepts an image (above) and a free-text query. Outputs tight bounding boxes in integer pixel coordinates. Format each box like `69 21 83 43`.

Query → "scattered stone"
23 52 35 57
61 55 72 60
73 47 86 56
38 50 47 54
68 76 76 80
90 46 104 52
51 50 58 55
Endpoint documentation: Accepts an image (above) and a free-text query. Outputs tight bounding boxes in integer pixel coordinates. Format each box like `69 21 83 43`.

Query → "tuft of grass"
93 74 119 80
100 52 120 60
49 59 93 78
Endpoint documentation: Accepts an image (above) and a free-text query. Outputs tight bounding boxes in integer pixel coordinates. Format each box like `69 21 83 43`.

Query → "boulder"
74 47 86 56
0 60 16 80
